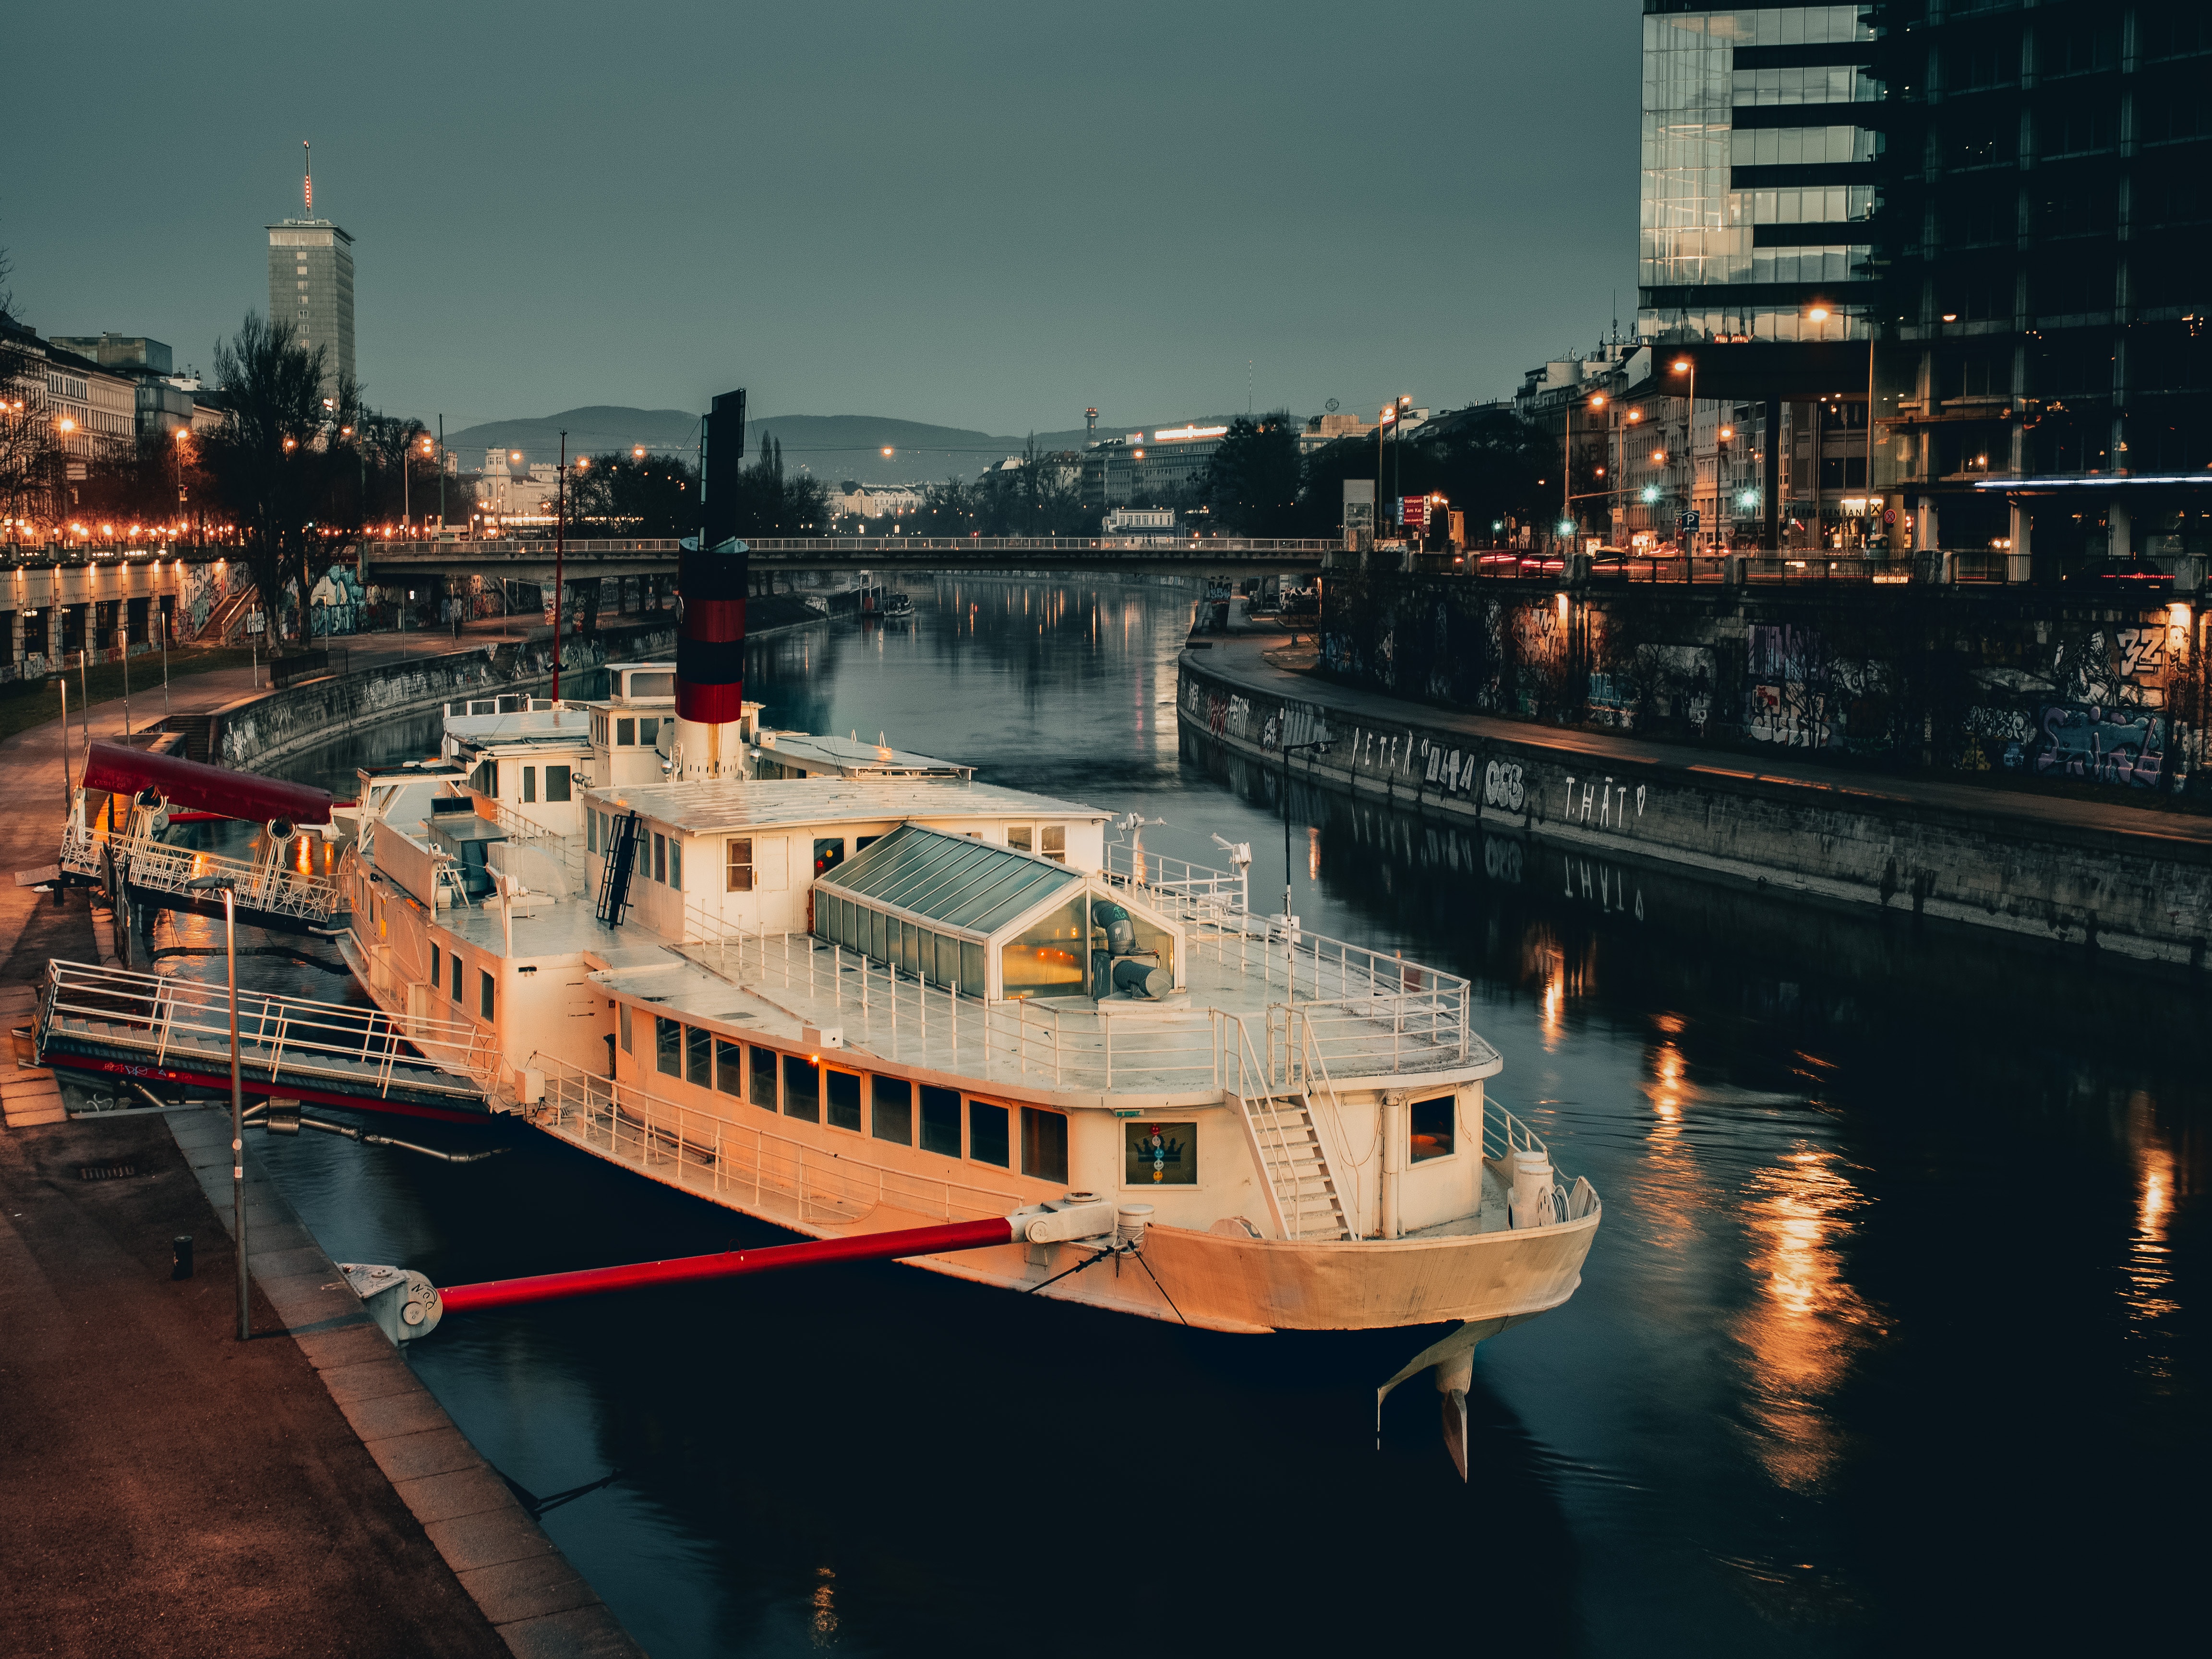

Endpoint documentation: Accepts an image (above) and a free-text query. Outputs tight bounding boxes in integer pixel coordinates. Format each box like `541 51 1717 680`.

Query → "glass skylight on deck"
812 824 1172 1001
823 824 1079 934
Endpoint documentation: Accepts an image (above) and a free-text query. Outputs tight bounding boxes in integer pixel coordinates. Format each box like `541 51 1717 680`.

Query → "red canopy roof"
81 741 334 827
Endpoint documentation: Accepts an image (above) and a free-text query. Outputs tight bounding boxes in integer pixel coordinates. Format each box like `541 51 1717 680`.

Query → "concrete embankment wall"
1178 651 2212 971
212 620 678 771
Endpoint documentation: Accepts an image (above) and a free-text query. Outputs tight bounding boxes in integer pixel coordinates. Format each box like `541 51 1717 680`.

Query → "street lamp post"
1375 406 1395 547
1280 737 1330 993
553 431 568 702
185 872 249 1341
1670 356 1697 570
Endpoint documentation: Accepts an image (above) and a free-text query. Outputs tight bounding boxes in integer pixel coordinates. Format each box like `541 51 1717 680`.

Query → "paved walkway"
0 1112 516 1659
1197 634 2212 853
0 625 645 1658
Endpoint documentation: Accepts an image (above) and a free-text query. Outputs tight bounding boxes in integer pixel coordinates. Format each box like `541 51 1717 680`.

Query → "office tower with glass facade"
267 217 355 401
1877 0 2211 569
1638 3 1883 345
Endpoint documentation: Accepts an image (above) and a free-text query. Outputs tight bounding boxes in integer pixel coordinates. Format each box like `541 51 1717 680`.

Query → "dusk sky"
8 0 1637 436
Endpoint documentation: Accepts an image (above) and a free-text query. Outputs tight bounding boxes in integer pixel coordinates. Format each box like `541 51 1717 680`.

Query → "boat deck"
416 866 1495 1099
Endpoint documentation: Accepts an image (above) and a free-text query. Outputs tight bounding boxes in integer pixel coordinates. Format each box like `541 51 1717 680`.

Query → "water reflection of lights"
2125 1092 2180 1332
1735 1142 1878 1491
810 1565 838 1646
1540 974 1563 1047
1307 824 1319 880
1651 1039 1683 1128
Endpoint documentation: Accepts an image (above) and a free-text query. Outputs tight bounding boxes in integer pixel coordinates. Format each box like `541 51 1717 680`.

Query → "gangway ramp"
63 824 348 934
34 961 502 1119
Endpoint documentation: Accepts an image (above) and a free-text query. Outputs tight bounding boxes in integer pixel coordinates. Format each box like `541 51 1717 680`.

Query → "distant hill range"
441 407 1243 486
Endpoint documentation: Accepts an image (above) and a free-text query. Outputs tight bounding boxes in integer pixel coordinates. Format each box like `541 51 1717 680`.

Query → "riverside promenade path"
1197 633 2212 854
0 627 645 1659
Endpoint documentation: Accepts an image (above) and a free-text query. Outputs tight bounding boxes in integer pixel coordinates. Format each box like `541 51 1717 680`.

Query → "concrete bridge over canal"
358 535 1334 585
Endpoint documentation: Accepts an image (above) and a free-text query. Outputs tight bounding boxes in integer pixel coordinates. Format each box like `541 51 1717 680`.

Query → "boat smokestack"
680 387 747 727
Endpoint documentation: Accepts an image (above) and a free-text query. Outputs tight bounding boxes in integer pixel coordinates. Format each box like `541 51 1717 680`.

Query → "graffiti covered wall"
1320 573 2203 796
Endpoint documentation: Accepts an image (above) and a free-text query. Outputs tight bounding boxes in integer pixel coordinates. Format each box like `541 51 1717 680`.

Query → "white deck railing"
529 1053 1030 1227
674 899 1489 1093
1479 1099 1600 1225
1101 842 1247 927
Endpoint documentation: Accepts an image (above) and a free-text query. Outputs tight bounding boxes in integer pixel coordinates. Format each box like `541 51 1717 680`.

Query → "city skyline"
5 0 1635 436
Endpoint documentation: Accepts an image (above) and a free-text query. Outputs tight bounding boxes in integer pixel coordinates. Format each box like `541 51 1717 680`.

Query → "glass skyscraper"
1638 3 1881 343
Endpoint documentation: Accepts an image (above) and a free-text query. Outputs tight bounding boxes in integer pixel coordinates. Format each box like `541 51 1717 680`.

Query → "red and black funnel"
680 387 748 724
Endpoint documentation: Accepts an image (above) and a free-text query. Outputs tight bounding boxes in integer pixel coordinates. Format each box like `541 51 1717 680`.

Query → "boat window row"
465 759 572 803
627 1011 1068 1182
1005 825 1068 862
428 946 495 1022
591 713 666 748
584 810 682 890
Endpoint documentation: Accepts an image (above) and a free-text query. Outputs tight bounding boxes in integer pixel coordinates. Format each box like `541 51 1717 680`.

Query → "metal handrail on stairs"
1223 1013 1297 1240
1293 1008 1358 1236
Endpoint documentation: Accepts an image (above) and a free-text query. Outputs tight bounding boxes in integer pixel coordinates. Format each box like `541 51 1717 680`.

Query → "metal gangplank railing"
62 822 347 930
35 960 501 1113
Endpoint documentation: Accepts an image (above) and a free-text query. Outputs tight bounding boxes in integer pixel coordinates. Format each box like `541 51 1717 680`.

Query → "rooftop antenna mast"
303 140 312 216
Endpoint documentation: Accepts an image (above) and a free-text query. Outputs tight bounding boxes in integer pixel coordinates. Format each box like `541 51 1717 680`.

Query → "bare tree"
195 313 338 646
0 249 65 541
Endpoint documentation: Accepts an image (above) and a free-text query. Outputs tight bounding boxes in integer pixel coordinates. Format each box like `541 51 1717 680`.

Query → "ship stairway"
1231 1014 1354 1241
62 822 346 936
33 960 501 1117
596 811 640 925
1248 1094 1354 1241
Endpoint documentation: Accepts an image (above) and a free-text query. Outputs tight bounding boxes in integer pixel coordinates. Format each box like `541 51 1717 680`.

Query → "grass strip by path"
0 648 260 746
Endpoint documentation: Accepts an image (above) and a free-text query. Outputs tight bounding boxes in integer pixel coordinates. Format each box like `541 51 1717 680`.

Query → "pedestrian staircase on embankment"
198 584 260 645
33 960 502 1118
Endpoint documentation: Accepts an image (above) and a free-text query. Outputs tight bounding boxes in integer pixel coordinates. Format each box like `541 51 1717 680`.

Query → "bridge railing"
743 536 1338 554
360 534 1336 559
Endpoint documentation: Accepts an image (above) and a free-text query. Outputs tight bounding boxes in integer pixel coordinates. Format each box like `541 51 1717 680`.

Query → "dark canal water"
159 578 2202 1655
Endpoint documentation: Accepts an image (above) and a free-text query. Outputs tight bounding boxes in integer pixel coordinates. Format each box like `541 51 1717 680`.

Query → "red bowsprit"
438 1216 1017 1314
